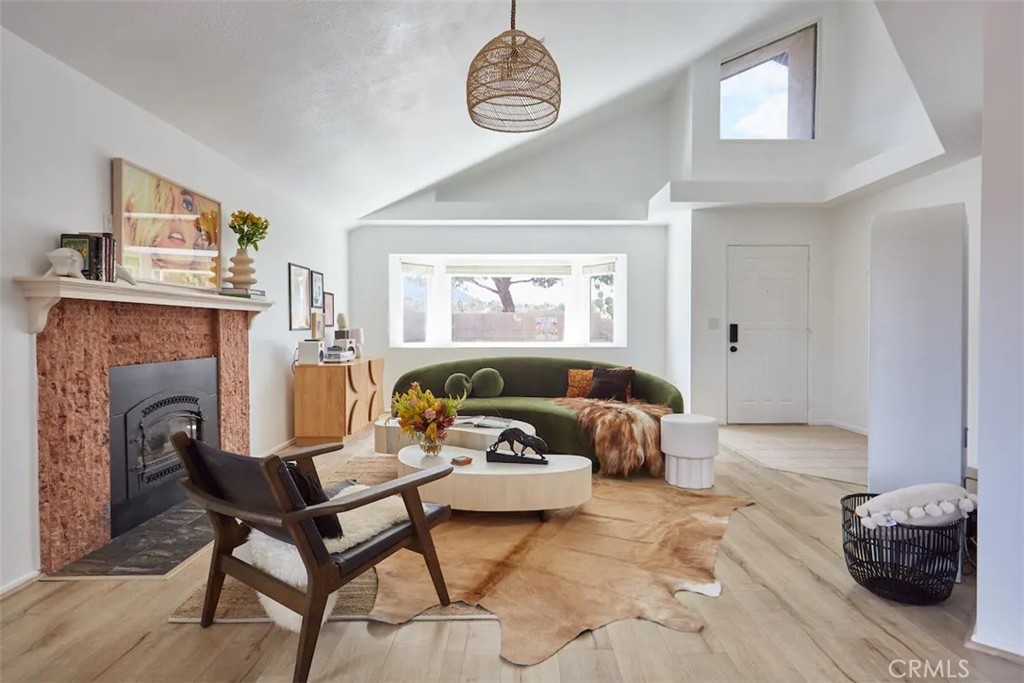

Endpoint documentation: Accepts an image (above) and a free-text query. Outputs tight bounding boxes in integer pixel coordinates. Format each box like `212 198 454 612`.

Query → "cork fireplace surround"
17 279 271 573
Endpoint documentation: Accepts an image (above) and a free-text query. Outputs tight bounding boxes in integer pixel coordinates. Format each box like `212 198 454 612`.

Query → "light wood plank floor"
720 424 868 485
2 430 1019 683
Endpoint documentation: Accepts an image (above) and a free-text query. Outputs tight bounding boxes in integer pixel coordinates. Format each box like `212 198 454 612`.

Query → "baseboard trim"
812 420 868 436
966 631 1024 665
0 571 40 598
259 437 296 457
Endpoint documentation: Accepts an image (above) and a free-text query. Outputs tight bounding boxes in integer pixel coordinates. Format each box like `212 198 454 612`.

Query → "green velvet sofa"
391 357 684 463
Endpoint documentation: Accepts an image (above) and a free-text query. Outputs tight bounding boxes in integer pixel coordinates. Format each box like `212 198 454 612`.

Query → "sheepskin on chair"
235 485 419 631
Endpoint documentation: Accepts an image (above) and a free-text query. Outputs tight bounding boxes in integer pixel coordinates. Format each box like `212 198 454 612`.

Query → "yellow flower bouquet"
391 382 464 456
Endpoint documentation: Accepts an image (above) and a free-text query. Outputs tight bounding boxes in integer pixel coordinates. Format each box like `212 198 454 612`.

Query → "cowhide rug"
371 470 752 665
551 397 673 476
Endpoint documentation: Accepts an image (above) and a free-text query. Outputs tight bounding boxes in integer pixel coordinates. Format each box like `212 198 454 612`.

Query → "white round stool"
661 414 719 489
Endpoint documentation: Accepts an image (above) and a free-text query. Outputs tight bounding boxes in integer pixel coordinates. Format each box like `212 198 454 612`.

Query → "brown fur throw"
551 398 673 477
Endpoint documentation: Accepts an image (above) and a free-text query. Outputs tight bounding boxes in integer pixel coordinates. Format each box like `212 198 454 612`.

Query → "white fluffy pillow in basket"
855 483 976 529
233 484 421 631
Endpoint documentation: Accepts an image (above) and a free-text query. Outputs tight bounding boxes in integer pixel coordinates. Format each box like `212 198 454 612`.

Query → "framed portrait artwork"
311 270 324 310
288 263 311 331
324 292 335 327
112 158 220 289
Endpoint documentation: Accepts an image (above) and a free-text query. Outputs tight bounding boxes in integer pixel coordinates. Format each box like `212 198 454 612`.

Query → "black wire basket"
841 493 964 605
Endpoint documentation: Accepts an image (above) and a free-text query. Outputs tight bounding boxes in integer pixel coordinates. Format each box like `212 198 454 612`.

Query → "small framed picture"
310 310 325 340
324 292 335 327
311 270 324 310
288 263 311 331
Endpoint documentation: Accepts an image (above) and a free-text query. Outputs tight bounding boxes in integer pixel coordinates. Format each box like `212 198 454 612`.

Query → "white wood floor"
719 424 868 485
1 429 1019 683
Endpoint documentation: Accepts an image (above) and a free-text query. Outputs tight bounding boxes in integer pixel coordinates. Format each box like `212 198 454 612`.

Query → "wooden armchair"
170 433 453 683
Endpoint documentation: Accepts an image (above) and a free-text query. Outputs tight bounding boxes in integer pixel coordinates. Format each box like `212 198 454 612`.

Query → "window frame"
719 23 819 141
388 253 628 349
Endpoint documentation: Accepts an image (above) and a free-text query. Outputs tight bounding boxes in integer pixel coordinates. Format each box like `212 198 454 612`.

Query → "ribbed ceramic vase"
208 254 220 288
226 248 256 289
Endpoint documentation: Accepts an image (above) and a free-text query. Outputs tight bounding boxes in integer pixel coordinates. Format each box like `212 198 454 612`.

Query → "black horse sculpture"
486 427 550 465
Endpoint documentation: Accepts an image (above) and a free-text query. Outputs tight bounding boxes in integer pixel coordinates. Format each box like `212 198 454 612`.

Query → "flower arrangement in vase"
225 210 269 289
391 382 464 456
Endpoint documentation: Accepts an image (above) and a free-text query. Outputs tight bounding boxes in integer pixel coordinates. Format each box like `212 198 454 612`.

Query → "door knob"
730 346 738 352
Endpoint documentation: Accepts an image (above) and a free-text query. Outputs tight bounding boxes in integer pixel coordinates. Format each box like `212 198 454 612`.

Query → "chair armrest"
179 479 285 528
273 442 345 462
282 465 453 523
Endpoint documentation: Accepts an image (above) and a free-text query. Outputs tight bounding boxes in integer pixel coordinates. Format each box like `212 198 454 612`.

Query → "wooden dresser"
293 358 385 445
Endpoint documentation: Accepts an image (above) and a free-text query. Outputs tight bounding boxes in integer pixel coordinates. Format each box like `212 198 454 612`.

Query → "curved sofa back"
392 357 684 412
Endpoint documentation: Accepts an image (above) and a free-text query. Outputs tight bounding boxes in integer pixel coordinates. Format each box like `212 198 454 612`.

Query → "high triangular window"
720 24 817 140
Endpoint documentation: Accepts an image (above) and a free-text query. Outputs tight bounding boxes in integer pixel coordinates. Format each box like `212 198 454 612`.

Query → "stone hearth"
35 299 251 573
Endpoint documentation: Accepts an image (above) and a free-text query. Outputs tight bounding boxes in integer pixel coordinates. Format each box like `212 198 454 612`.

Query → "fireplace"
29 296 253 573
109 358 219 537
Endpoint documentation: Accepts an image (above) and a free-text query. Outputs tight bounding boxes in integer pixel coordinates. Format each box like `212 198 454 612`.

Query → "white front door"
727 245 809 424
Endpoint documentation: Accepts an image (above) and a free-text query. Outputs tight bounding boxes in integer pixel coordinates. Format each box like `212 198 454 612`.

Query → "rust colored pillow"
566 369 594 398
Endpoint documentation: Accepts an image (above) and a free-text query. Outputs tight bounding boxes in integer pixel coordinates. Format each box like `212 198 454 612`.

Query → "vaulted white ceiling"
370 0 966 218
0 0 786 221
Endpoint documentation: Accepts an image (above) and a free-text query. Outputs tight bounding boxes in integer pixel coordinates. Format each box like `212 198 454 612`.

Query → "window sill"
717 138 817 143
390 341 627 350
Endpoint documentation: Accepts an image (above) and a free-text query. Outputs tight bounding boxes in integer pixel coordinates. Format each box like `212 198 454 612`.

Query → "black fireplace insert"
109 358 219 537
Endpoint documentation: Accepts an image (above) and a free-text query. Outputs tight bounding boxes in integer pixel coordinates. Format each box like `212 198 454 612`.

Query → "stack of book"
219 287 266 300
60 232 116 282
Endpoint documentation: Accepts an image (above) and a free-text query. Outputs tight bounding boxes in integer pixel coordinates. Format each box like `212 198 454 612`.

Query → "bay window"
389 254 627 347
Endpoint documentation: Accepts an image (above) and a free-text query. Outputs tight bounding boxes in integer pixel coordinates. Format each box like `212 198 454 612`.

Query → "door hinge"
963 427 968 449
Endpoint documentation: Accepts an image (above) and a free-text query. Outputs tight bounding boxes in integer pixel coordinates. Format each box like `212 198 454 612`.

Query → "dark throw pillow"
587 366 635 402
471 367 505 398
286 463 344 539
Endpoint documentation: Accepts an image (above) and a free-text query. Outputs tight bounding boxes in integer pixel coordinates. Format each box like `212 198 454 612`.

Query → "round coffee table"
397 445 592 513
374 416 535 455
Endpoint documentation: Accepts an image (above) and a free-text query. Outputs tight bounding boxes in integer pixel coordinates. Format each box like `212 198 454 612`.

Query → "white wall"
435 98 671 204
664 212 693 408
832 1 936 167
868 205 967 491
347 223 669 395
667 70 693 179
688 3 844 183
829 157 981 458
973 0 1024 658
689 207 833 424
0 30 348 592
678 1 939 199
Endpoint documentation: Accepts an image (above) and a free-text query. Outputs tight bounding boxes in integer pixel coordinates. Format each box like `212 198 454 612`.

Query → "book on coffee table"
453 415 512 429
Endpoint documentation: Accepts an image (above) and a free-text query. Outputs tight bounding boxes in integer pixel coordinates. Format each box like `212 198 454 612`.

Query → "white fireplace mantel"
13 276 274 333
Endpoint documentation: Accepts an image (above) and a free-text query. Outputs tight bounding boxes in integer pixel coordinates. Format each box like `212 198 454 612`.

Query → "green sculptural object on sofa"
391 357 684 466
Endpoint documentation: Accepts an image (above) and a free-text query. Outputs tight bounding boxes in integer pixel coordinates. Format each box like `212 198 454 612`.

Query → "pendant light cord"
511 0 516 30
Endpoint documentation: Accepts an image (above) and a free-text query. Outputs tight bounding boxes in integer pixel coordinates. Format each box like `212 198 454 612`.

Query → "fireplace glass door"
109 358 219 536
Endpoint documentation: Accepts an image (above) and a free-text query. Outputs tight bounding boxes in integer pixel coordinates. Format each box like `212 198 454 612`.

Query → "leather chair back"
171 433 329 563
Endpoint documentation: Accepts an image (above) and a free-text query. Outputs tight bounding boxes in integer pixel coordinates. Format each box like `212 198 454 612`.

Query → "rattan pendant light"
467 0 561 133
